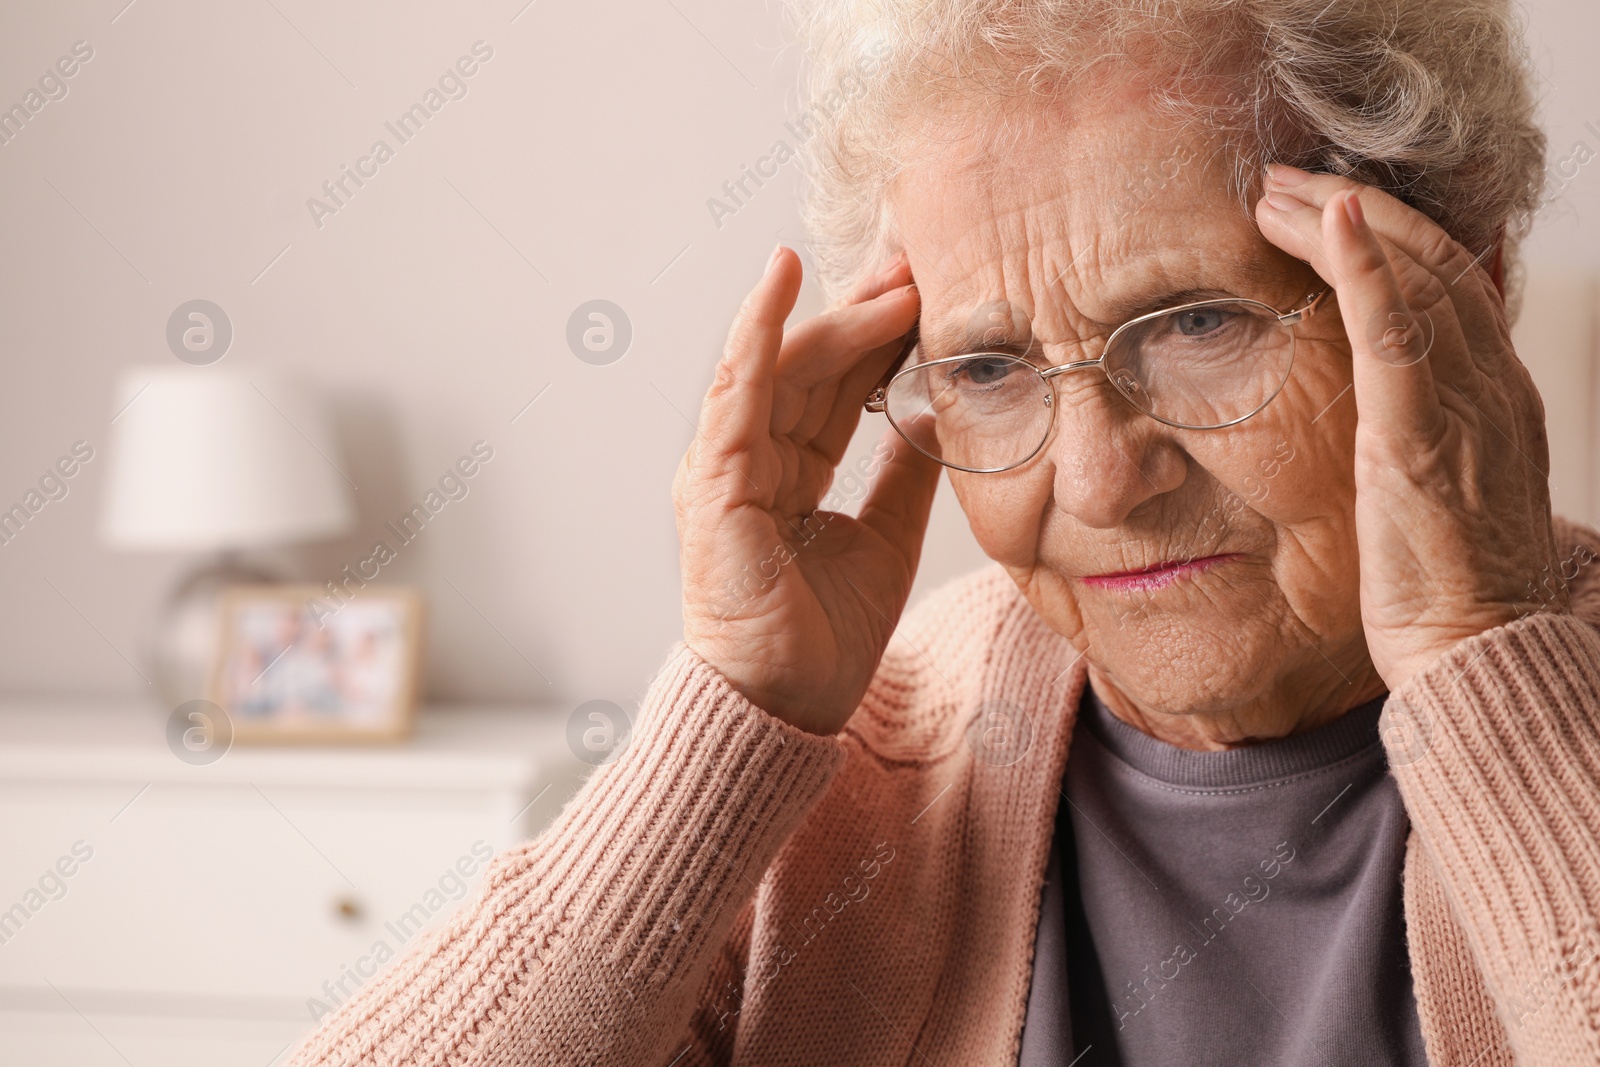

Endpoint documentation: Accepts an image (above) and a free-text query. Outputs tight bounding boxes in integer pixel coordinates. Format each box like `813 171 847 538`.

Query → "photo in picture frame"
208 585 424 742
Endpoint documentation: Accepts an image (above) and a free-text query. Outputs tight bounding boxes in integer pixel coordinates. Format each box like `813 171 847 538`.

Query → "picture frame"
207 584 424 743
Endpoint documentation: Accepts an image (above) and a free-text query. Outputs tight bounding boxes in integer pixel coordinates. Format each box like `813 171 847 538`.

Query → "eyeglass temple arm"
863 325 920 413
1280 284 1332 324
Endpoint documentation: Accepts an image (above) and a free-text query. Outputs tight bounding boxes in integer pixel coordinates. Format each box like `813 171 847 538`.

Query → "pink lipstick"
1080 553 1241 593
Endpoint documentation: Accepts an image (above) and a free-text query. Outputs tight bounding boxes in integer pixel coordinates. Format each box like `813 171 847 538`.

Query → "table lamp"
100 366 354 707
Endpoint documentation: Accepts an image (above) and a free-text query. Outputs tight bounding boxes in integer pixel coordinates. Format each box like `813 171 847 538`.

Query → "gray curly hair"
784 0 1548 324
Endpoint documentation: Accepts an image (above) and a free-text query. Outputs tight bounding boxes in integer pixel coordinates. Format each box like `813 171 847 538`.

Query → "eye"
1174 306 1234 337
944 356 1019 388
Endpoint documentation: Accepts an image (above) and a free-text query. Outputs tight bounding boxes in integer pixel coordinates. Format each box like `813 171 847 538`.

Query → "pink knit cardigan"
289 516 1600 1066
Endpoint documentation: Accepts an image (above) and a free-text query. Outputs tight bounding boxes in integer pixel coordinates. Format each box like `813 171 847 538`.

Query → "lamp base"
151 554 279 709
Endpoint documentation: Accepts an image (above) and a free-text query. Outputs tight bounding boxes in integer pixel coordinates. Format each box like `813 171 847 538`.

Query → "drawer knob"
333 896 365 923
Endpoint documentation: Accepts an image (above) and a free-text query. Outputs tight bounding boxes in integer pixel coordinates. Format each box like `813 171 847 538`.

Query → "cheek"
949 465 1053 565
1196 344 1357 525
1184 358 1362 628
1257 428 1354 524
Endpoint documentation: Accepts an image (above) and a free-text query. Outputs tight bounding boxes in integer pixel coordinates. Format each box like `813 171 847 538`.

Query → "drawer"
0 779 526 1009
0 1006 308 1067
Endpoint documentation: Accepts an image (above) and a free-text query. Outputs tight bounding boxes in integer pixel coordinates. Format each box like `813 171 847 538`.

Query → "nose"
1043 370 1186 529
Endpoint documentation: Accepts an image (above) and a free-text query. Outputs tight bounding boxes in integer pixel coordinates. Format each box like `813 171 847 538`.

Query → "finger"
1325 190 1447 443
807 294 922 464
796 320 914 453
834 251 911 309
776 281 919 393
1260 165 1504 357
773 282 920 439
1266 166 1501 303
1256 189 1473 384
855 426 942 575
693 246 800 496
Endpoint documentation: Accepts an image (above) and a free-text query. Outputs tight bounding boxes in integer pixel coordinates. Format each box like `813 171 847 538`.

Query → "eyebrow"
918 263 1290 362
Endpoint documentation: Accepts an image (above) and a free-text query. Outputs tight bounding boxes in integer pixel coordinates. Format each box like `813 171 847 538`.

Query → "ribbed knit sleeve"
286 642 848 1067
1382 611 1600 1065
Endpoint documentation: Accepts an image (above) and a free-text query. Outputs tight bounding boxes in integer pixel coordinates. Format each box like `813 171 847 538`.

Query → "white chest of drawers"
0 698 583 1067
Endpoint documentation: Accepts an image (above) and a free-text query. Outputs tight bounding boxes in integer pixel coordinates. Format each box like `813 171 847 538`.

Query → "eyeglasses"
864 285 1332 473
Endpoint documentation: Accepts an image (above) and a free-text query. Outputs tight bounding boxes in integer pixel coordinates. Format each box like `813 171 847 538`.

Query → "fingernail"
1266 163 1311 186
1343 191 1366 229
766 244 784 276
1264 190 1305 213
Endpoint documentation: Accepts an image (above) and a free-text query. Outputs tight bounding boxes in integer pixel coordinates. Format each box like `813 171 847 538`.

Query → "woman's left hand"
1256 164 1567 691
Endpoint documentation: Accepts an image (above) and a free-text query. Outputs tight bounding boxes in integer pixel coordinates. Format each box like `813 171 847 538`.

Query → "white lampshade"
101 366 354 552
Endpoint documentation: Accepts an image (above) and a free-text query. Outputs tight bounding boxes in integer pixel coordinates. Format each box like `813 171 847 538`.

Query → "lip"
1080 553 1242 593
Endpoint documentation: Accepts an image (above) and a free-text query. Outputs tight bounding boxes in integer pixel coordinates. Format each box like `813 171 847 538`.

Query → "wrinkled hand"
674 247 940 735
1257 165 1566 691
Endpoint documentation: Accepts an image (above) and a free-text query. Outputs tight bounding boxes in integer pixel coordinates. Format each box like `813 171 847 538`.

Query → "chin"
1077 607 1290 718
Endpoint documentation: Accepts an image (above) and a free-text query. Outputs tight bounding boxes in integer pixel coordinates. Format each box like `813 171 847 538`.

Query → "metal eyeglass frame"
863 284 1333 473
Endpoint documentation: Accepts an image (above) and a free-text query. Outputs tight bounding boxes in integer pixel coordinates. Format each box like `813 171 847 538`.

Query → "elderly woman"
290 0 1600 1064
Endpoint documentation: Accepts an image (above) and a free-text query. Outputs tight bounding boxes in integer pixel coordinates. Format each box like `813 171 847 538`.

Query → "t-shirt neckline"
1079 683 1389 789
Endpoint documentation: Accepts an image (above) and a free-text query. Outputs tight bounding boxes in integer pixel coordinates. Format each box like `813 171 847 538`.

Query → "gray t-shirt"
1018 684 1428 1065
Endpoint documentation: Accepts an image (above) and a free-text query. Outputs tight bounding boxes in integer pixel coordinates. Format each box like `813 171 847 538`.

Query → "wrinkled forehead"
887 93 1293 358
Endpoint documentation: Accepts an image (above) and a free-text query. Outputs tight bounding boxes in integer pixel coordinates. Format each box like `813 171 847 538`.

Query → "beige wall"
0 0 1594 708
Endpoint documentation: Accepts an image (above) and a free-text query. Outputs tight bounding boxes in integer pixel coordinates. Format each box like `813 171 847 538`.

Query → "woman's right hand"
674 246 941 736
